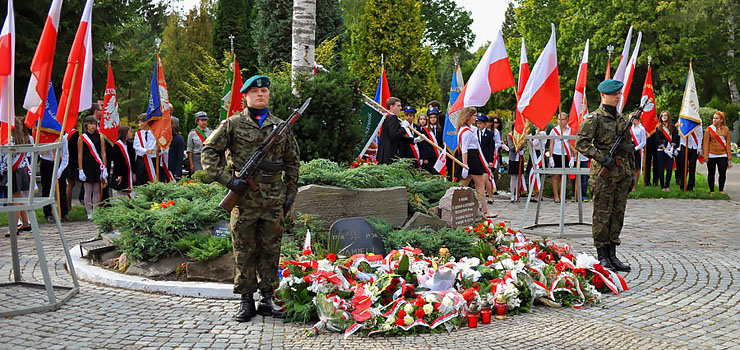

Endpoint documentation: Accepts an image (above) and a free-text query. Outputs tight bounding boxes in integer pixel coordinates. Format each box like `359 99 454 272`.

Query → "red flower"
282 269 291 278
555 261 569 272
573 268 587 278
511 254 520 262
415 298 425 307
461 288 476 302
303 275 311 283
594 264 606 274
592 275 605 289
563 254 575 261
395 318 405 326
537 252 549 261
434 302 441 311
382 297 392 305
326 253 337 262
499 222 506 227
302 249 312 256
390 277 400 286
414 308 425 319
403 284 416 299
398 309 406 318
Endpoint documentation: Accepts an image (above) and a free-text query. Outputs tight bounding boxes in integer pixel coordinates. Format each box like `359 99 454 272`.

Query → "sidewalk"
695 159 739 200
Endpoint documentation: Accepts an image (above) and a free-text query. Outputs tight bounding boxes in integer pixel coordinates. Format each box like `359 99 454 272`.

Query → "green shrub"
174 233 232 262
369 217 474 259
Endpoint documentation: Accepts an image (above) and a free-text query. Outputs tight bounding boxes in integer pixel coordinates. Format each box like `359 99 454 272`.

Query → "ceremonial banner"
0 0 14 145
23 0 62 129
100 60 119 143
442 63 465 152
355 96 386 158
37 80 64 144
374 66 390 108
517 24 560 131
148 53 172 149
513 37 530 151
568 39 589 147
617 32 642 113
56 0 93 133
641 66 658 135
612 26 632 83
678 62 701 137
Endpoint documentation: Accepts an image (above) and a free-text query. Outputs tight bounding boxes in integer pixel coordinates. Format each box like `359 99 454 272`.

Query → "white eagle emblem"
104 95 120 129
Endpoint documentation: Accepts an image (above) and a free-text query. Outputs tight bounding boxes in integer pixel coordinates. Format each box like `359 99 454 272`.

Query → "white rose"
403 315 414 325
386 315 396 324
424 294 437 304
404 303 414 314
442 297 454 308
423 304 434 315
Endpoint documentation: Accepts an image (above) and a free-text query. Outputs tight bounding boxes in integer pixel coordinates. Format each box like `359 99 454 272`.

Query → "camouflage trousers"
589 173 631 248
230 202 284 295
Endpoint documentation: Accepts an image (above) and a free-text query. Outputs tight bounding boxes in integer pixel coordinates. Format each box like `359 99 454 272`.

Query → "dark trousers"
579 160 589 198
676 147 698 191
707 157 728 192
656 152 673 189
40 159 68 218
644 143 660 186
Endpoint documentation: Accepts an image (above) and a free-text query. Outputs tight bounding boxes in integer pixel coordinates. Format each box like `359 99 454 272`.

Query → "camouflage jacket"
202 110 300 204
576 105 634 178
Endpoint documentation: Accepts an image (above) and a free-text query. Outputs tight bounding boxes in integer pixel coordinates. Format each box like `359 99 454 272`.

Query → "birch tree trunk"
291 0 317 91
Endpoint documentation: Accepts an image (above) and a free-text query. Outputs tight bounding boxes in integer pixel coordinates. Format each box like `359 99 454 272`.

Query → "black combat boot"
256 290 285 318
235 294 257 322
596 247 614 270
607 244 631 272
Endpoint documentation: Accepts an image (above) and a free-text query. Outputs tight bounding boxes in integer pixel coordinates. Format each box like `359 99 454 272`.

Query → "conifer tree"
212 0 257 76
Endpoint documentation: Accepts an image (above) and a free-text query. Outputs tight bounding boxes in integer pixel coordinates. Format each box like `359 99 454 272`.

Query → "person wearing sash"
548 112 574 203
416 113 435 174
526 126 547 203
40 131 69 222
398 105 422 168
656 110 679 191
376 97 412 165
702 111 733 194
1 117 33 234
507 130 526 203
110 125 136 198
630 117 647 191
133 114 158 185
187 111 211 173
423 108 445 174
77 116 107 220
456 107 496 218
65 125 79 214
676 122 703 192
476 113 496 203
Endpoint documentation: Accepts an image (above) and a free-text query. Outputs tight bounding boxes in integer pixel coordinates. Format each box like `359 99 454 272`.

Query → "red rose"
563 254 575 261
391 277 400 286
414 308 425 319
395 318 405 326
415 298 425 307
592 275 604 289
537 252 548 261
434 302 441 311
511 254 520 261
282 269 291 278
461 288 476 301
594 264 606 274
573 268 587 278
303 275 311 283
302 249 312 256
382 297 392 305
326 253 337 262
398 309 406 318
404 284 416 299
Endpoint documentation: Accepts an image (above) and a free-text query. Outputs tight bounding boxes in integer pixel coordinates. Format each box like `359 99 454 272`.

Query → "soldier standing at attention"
202 75 300 322
186 111 211 173
575 79 633 272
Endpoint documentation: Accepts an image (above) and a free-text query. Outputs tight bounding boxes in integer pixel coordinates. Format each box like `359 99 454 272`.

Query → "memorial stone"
330 217 385 256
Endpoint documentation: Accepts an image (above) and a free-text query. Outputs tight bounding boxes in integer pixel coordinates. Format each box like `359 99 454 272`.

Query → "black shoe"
256 291 285 318
46 215 54 223
596 247 614 270
235 294 257 322
607 244 631 272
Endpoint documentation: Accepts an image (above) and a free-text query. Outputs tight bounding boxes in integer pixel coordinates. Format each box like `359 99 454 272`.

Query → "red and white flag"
100 60 119 143
149 53 173 149
433 151 446 174
568 39 589 145
56 0 93 133
227 55 244 117
641 66 658 136
22 0 62 129
512 37 530 151
0 0 15 145
449 30 514 114
617 32 642 113
612 26 632 83
517 24 561 131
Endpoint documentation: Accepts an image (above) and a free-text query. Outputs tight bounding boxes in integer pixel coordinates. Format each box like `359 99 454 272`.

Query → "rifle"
598 95 654 183
219 98 311 212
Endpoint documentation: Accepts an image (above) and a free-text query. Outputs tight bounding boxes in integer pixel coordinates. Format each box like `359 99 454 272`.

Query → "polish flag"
617 32 642 113
612 26 632 83
517 24 560 131
0 0 15 145
449 30 514 114
22 0 62 129
512 37 530 151
568 39 589 146
56 0 93 133
100 60 119 143
227 55 244 117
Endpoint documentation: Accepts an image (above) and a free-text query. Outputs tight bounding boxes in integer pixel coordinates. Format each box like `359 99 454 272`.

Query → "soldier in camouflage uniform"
202 75 300 322
575 79 633 272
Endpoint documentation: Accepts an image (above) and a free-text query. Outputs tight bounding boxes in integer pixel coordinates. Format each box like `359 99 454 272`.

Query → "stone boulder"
126 256 188 278
294 185 408 227
438 187 481 228
402 212 447 230
185 252 234 283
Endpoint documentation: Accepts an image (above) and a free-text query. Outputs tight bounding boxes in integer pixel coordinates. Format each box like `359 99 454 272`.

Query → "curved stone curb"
70 245 239 299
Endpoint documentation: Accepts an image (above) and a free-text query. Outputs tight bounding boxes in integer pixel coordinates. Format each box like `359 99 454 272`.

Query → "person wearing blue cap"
398 105 422 166
378 97 414 164
575 79 634 272
475 113 497 202
202 74 300 322
418 108 444 174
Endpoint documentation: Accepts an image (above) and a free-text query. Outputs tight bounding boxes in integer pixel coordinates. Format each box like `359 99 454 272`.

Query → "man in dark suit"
377 97 416 164
476 113 495 164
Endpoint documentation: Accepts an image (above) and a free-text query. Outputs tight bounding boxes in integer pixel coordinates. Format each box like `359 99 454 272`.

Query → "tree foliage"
420 0 475 54
212 0 257 77
350 0 439 107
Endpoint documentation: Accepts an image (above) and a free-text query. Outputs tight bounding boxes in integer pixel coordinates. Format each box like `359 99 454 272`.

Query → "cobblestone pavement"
1 198 739 350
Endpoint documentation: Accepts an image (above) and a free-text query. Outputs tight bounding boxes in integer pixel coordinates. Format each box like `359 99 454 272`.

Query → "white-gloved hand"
568 158 575 168
101 167 109 180
413 136 422 144
502 144 510 152
664 147 673 158
78 169 86 182
548 157 555 168
461 168 469 179
401 120 410 128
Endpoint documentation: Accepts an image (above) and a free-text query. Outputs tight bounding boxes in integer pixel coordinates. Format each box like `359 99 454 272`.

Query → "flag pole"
156 146 160 182
683 135 688 192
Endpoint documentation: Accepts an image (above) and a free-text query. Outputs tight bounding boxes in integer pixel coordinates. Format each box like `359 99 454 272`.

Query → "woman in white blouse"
456 107 496 218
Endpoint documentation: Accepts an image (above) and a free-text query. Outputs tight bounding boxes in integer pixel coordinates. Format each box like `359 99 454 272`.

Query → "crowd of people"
368 96 735 215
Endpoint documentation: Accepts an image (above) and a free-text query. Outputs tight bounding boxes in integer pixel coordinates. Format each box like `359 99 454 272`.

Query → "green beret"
240 75 271 93
597 79 624 94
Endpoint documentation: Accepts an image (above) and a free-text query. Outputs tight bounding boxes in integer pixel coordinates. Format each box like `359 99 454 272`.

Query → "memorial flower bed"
277 220 628 338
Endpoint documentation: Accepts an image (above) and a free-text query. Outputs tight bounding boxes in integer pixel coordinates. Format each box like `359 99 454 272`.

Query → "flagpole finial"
228 35 235 54
381 53 384 67
647 55 652 66
454 52 460 66
155 37 162 52
105 42 114 61
606 44 614 58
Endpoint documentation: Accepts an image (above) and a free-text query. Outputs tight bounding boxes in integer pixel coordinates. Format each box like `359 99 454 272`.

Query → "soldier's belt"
258 161 284 172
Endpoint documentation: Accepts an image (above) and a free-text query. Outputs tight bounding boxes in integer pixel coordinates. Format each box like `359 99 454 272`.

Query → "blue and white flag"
678 62 701 137
145 59 162 121
443 64 465 152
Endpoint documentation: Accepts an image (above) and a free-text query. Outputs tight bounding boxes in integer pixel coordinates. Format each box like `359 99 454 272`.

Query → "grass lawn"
1 205 89 226
732 157 740 164
629 173 729 199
